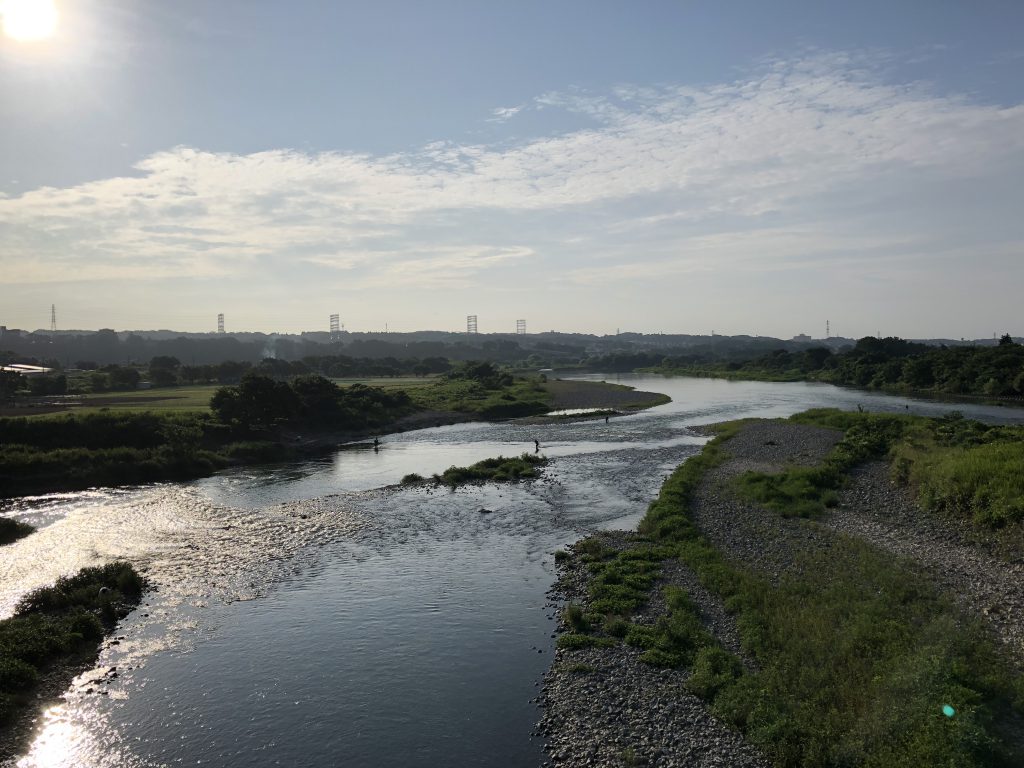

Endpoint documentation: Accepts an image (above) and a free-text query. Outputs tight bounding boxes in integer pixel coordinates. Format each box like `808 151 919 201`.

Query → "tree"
292 375 343 424
105 366 140 391
999 333 1015 347
0 370 22 403
211 374 298 430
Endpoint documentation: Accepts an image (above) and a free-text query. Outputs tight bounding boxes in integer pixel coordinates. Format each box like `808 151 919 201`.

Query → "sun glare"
1 0 59 42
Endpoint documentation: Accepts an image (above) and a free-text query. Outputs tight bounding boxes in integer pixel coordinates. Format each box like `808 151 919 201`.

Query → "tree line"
656 335 1024 398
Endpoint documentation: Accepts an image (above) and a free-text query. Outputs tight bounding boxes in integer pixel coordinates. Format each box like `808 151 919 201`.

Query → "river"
2 375 1022 767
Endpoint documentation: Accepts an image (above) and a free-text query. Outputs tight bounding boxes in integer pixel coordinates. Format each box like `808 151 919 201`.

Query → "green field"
13 378 439 419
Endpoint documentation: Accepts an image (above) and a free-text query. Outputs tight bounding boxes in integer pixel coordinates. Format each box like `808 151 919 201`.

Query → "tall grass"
891 414 1024 532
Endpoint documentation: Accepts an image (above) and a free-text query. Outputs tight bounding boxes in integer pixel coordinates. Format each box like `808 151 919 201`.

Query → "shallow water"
2 375 1021 767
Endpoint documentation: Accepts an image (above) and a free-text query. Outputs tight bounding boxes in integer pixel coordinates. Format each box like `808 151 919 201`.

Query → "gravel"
689 421 843 581
537 418 1024 764
539 534 769 768
827 461 1024 667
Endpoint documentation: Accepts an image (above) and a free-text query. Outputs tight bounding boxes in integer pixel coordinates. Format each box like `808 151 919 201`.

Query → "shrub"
563 603 591 632
0 517 34 545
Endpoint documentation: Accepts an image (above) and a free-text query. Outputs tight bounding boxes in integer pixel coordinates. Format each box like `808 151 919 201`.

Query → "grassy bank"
0 368 670 499
0 562 145 728
408 374 550 419
0 376 416 498
736 408 1024 557
542 379 672 411
558 414 1024 766
0 411 228 497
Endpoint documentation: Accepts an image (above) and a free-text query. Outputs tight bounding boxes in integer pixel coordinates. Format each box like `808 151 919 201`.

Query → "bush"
0 517 34 545
0 562 146 727
687 646 744 699
437 454 546 487
563 603 590 632
556 633 615 650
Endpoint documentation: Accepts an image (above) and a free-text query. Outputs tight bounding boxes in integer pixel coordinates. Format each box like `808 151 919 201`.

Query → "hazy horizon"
2 1 1023 339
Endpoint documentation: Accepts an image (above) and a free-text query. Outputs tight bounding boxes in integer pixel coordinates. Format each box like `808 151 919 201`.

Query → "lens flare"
1 0 59 42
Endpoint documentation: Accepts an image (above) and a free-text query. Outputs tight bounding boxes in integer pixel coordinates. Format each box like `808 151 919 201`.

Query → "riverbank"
646 365 1024 407
539 415 1024 766
0 378 669 500
0 562 146 762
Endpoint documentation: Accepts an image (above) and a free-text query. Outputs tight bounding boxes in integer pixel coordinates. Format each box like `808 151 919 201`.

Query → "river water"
2 375 1022 767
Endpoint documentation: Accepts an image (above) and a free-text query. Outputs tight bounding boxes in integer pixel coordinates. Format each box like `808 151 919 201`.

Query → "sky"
1 1 1022 339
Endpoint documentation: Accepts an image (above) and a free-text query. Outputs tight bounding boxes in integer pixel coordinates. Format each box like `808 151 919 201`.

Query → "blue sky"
1 0 1022 338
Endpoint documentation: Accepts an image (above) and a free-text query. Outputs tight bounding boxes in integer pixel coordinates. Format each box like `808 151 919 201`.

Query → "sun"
1 0 59 42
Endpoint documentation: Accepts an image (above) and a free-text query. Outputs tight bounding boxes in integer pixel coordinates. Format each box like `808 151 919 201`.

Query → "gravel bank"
689 421 842 581
543 380 670 411
538 418 1024 764
536 422 842 767
539 534 768 768
827 461 1024 667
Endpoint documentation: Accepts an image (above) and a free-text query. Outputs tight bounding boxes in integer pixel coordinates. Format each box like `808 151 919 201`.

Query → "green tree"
211 374 298 430
0 370 23 403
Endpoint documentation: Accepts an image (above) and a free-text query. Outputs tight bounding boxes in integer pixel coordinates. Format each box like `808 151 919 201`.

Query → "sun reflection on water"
18 706 80 768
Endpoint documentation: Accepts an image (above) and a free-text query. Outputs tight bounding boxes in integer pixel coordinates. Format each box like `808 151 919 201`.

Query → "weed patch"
735 411 910 517
0 562 145 726
436 453 546 487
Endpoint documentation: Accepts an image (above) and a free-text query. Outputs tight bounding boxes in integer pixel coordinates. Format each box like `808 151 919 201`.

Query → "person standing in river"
534 439 540 452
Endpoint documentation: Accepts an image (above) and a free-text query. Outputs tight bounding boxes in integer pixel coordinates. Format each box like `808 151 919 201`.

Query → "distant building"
791 334 813 343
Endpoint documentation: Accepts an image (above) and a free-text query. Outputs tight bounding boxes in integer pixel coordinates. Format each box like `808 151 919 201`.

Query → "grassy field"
407 375 550 418
10 378 437 419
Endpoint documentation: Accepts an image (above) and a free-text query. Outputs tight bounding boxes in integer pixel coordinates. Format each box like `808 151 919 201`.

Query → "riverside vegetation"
0 562 145 744
402 453 547 489
0 362 554 498
651 333 1024 399
549 410 1024 767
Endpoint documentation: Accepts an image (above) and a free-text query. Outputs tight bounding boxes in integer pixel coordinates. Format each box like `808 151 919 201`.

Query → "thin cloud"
487 105 523 123
1 52 1023 302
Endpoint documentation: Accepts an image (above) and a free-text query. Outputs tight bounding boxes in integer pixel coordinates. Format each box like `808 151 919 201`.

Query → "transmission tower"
329 314 340 339
826 319 830 339
467 315 478 334
50 304 56 332
516 319 526 335
217 313 225 334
